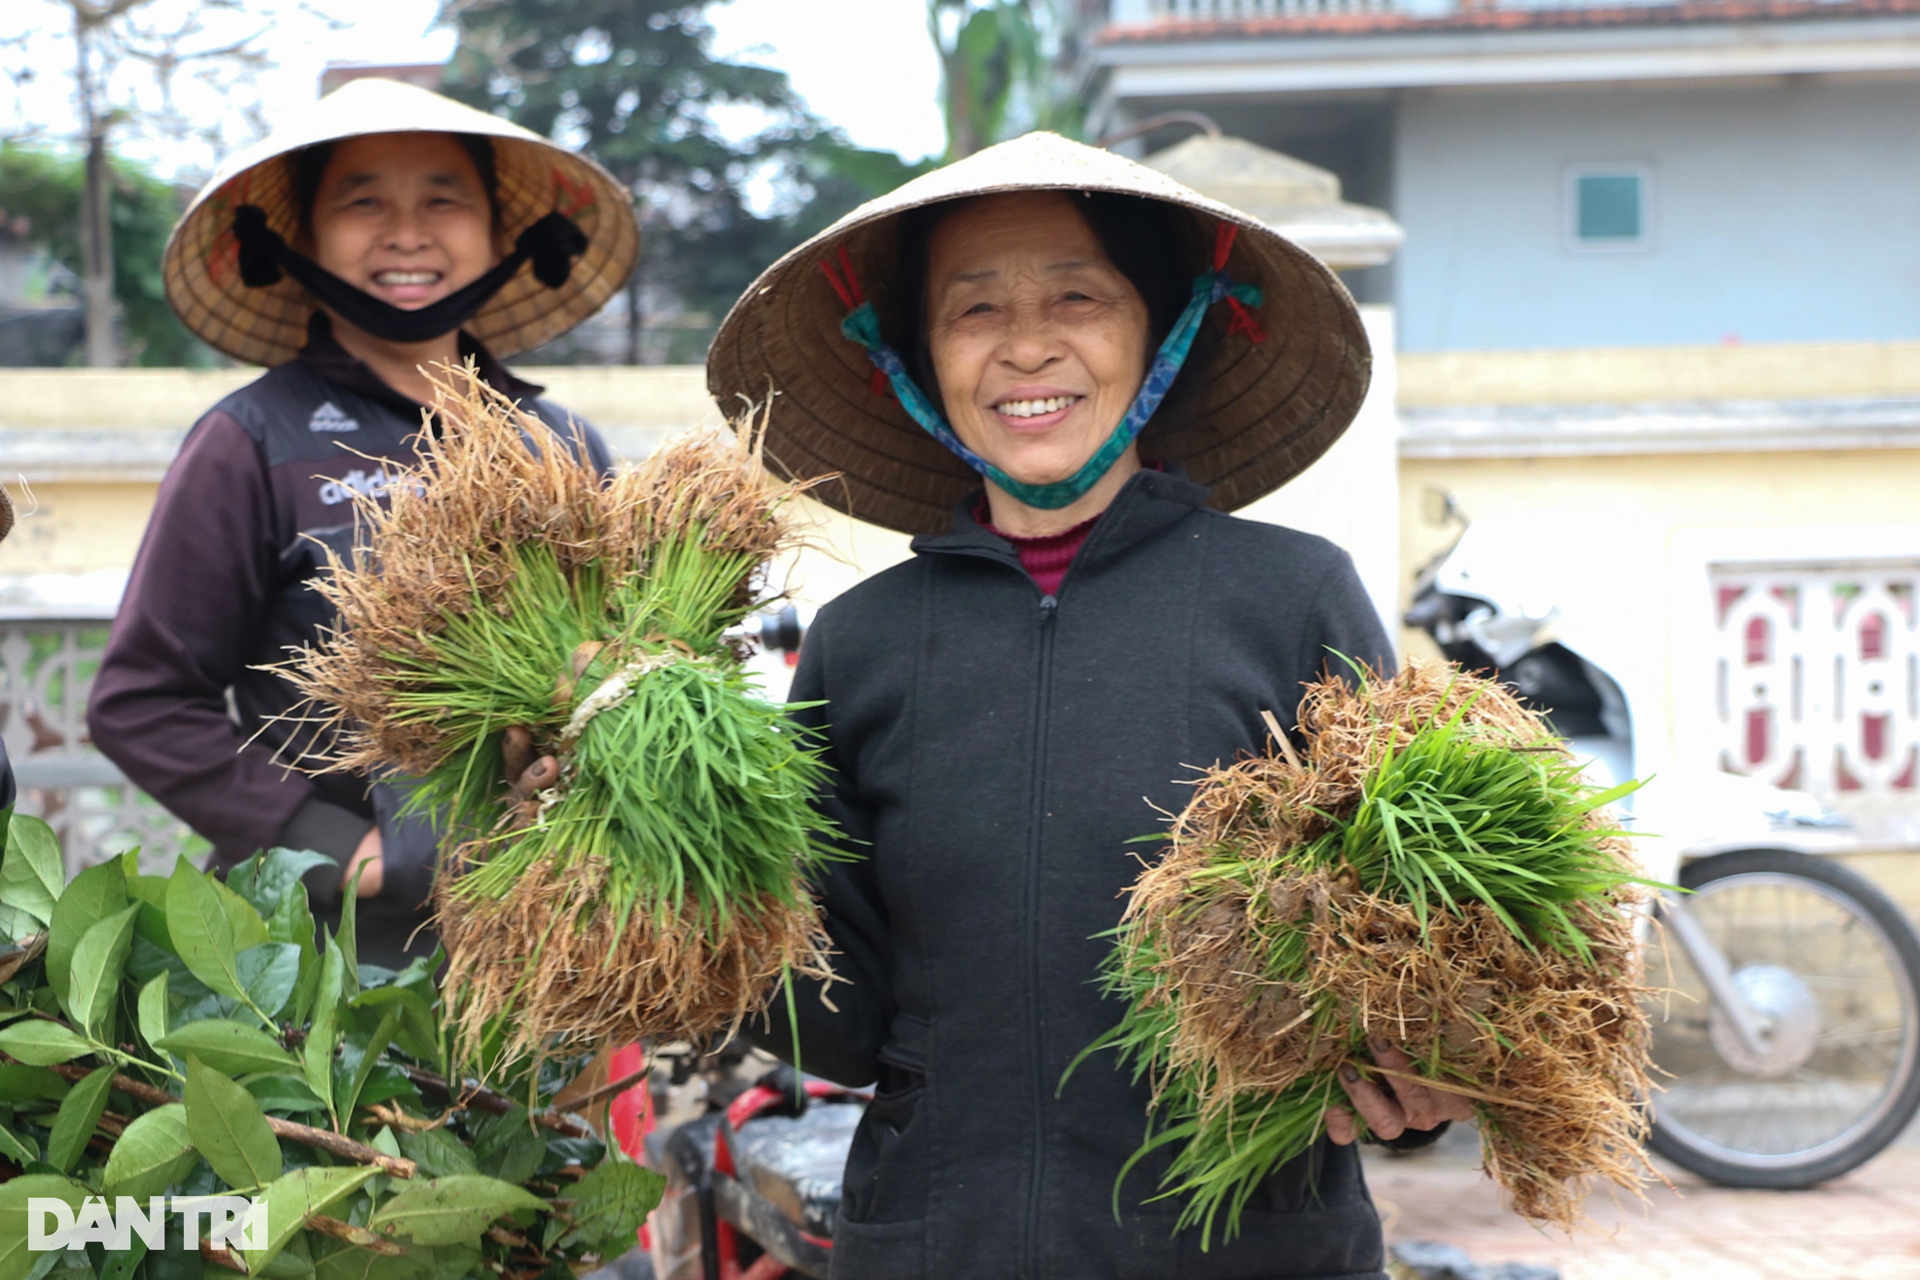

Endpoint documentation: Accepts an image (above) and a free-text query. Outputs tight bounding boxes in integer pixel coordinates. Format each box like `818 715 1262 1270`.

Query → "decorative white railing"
1711 561 1920 804
1 615 198 878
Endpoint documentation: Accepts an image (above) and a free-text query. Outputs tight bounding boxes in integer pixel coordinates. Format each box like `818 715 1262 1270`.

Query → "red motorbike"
600 1041 865 1280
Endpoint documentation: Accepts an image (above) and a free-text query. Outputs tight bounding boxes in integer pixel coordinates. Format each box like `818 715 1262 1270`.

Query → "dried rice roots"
1111 658 1654 1234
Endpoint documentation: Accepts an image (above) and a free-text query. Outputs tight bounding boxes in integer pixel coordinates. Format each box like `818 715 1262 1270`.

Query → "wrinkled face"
310 132 497 313
924 191 1152 490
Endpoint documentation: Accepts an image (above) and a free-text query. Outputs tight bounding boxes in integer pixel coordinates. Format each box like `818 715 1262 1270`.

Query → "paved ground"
1365 1119 1920 1279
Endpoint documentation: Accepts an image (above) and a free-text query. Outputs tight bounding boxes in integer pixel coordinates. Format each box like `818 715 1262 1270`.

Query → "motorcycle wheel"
1645 848 1920 1187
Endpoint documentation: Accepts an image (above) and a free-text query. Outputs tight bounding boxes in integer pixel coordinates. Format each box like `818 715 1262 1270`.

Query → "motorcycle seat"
729 1099 862 1237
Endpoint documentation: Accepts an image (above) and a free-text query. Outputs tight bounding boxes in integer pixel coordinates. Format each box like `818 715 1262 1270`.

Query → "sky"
0 0 948 179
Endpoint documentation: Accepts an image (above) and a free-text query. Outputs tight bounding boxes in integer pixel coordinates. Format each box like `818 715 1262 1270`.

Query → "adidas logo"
308 401 359 433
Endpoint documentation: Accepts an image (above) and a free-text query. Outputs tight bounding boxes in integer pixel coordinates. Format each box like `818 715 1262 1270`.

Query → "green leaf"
238 1164 378 1275
367 1175 546 1246
44 1064 113 1174
0 1120 36 1166
166 861 243 1001
97 1231 148 1280
349 986 437 1064
0 1065 67 1104
65 903 139 1037
339 1013 399 1120
0 817 62 927
334 883 361 997
244 1074 326 1115
125 872 168 912
231 849 336 921
470 1107 544 1187
395 1126 478 1179
185 1056 283 1192
270 883 320 1025
553 1159 667 1255
0 1175 88 1280
155 1021 298 1075
0 905 38 947
217 878 271 954
102 1103 197 1198
0 1020 92 1066
238 943 302 1022
313 1242 478 1280
303 941 345 1117
138 972 169 1049
45 861 128 1008
256 1241 315 1280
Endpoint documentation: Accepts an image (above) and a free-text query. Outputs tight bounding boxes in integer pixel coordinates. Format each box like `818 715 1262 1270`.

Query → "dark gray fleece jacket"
756 468 1398 1280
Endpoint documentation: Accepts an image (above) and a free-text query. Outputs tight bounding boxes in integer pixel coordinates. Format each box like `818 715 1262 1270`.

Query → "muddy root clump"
1101 658 1655 1239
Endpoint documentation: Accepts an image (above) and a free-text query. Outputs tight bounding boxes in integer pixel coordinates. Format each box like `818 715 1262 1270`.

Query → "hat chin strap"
231 204 588 346
824 221 1265 512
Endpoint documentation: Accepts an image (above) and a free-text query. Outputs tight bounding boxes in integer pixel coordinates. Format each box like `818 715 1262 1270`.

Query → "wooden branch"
306 1214 406 1255
403 1067 599 1140
44 1062 418 1178
554 1065 649 1118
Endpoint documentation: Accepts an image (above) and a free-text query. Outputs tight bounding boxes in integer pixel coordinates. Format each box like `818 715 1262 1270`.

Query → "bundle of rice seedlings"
1094 658 1653 1244
288 362 837 1069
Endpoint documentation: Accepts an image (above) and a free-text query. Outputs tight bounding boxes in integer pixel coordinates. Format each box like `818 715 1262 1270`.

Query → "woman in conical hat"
708 133 1470 1277
87 78 636 969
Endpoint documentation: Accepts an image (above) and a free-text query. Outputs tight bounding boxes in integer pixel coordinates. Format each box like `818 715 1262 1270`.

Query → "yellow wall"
1398 447 1920 645
0 483 160 575
1400 337 1920 405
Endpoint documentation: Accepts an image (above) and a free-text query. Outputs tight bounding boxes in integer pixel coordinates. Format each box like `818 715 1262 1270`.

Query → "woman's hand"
342 827 384 898
502 725 559 822
1324 1038 1476 1145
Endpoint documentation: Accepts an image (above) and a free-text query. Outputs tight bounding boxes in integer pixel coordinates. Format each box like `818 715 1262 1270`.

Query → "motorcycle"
585 1039 857 1280
1406 494 1920 1186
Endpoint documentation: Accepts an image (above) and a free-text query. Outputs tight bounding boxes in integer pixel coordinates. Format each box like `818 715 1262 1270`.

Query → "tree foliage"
929 0 1079 161
0 143 212 366
0 817 665 1280
438 0 931 363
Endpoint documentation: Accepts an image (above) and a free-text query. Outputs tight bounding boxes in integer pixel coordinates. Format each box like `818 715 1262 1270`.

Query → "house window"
1566 166 1650 251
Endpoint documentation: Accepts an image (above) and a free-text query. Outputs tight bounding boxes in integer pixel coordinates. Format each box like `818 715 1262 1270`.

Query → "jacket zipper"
1023 590 1058 1280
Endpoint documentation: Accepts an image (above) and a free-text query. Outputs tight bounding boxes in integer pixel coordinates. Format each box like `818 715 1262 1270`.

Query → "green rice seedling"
288 362 837 1071
1089 659 1654 1245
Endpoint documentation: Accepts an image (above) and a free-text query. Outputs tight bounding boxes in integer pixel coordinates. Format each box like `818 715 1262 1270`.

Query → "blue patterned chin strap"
821 221 1267 511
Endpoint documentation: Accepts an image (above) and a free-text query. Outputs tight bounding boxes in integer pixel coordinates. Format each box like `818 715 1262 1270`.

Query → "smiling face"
308 132 497 313
923 191 1152 501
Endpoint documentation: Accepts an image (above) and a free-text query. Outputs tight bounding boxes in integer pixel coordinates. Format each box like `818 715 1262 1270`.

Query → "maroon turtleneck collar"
974 497 1099 598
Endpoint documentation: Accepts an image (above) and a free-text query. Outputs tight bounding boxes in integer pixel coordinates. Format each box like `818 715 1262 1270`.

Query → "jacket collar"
911 465 1211 574
293 311 545 414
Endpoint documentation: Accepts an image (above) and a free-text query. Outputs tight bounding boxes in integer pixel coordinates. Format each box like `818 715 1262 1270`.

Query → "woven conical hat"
707 131 1369 535
164 78 638 367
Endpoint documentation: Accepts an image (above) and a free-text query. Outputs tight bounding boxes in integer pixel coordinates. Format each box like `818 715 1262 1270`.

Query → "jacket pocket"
838 1075 928 1226
828 1214 927 1280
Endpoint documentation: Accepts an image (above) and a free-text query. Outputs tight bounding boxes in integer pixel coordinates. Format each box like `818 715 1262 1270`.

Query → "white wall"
1393 77 1920 351
1238 304 1402 642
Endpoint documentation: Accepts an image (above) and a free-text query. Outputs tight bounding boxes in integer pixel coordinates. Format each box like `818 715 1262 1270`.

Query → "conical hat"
164 78 638 367
706 131 1369 536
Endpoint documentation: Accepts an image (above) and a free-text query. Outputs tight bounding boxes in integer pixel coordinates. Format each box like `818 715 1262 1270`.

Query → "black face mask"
231 203 588 344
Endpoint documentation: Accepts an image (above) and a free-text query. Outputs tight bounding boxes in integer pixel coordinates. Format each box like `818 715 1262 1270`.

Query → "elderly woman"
703 136 1471 1279
88 79 635 968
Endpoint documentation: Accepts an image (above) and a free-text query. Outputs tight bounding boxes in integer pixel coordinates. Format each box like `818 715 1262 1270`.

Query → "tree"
438 0 928 364
928 0 1079 162
2 1 340 365
0 141 211 366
